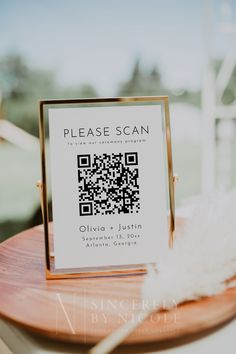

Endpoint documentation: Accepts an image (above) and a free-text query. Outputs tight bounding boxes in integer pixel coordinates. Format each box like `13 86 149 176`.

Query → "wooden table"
0 221 236 352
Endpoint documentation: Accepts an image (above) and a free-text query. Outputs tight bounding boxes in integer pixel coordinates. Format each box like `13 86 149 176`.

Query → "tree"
118 58 165 96
0 54 30 99
0 54 98 136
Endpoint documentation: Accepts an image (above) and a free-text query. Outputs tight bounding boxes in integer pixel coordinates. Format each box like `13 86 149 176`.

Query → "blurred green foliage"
118 58 201 106
214 59 236 105
0 53 98 136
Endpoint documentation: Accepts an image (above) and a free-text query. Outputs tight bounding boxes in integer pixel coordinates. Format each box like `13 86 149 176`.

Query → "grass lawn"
0 142 41 220
173 142 201 202
0 142 41 240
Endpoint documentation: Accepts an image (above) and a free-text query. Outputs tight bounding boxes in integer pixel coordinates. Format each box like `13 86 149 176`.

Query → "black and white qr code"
77 152 140 216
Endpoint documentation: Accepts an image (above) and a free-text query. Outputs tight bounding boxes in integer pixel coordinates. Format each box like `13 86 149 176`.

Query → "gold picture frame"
38 96 176 279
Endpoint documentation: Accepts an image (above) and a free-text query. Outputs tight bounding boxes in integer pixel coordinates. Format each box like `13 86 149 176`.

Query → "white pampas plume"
143 191 236 306
89 191 236 354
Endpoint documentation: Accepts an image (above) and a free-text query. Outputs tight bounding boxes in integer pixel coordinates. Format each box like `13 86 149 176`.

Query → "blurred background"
0 0 236 241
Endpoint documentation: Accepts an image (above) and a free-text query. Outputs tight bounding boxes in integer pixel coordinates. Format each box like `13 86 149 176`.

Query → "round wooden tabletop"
0 222 236 345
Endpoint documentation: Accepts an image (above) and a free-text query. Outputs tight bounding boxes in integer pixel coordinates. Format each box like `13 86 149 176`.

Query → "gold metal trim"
38 96 176 279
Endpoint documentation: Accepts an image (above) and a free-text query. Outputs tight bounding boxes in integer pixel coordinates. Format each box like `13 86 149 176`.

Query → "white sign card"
41 98 173 275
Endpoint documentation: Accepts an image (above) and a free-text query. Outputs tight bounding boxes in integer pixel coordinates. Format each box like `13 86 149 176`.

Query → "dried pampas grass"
89 191 236 354
144 190 236 306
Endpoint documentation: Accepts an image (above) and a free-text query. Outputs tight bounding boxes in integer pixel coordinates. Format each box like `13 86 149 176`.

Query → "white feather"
142 191 236 309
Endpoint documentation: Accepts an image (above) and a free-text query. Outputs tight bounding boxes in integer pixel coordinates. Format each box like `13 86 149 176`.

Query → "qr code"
77 152 140 216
